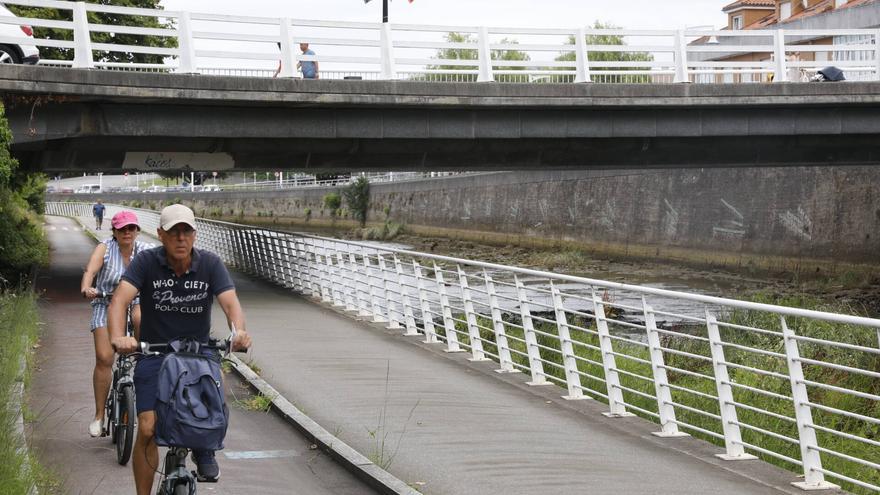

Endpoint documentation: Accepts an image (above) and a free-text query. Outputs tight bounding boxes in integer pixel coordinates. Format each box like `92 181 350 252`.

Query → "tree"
8 0 177 64
343 176 370 227
555 21 654 83
424 32 531 82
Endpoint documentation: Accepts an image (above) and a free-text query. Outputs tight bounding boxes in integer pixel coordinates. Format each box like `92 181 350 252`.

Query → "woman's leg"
92 326 114 422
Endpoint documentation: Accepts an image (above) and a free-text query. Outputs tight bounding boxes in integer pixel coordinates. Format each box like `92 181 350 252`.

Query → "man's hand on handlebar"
111 335 138 354
231 329 252 352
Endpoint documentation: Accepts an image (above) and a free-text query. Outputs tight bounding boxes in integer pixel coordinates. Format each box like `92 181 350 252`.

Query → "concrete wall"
60 166 880 271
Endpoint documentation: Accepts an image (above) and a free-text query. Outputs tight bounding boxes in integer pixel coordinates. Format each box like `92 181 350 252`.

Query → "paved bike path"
31 215 375 494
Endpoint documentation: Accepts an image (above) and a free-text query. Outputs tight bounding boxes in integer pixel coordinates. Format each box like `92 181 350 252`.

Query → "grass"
0 290 57 493
424 292 879 494
233 392 275 412
365 361 420 470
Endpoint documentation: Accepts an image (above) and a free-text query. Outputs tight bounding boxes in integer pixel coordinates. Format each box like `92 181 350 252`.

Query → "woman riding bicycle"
80 210 153 438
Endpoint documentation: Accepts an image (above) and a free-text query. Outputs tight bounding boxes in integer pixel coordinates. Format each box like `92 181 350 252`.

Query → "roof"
722 0 775 12
739 0 880 28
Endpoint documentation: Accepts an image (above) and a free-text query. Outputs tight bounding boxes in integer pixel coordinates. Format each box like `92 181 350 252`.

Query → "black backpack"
154 340 229 451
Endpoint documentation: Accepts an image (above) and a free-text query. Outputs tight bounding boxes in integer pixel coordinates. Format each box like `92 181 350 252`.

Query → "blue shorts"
134 355 163 414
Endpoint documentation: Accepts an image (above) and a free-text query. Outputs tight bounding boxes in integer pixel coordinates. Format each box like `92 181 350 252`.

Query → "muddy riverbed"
272 224 880 318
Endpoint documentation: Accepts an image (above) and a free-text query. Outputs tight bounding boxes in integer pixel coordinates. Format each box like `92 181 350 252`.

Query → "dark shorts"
133 355 164 414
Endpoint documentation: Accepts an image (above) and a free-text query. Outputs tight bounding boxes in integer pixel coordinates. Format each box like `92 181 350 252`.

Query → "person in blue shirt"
109 204 251 494
92 199 106 230
297 42 319 79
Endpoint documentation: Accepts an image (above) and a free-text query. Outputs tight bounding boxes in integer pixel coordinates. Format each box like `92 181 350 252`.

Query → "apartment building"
691 0 880 81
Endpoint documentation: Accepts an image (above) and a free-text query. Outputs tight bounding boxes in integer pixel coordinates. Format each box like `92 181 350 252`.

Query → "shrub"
344 177 370 227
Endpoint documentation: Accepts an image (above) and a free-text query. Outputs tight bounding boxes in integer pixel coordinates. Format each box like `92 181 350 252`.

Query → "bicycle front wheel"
173 482 190 495
116 385 136 465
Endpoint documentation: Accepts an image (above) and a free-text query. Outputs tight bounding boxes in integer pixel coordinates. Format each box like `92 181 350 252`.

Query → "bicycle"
99 290 137 465
139 330 235 495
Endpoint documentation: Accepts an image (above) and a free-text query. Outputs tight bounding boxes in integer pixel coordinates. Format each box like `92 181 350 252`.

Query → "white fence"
3 0 880 83
47 202 880 492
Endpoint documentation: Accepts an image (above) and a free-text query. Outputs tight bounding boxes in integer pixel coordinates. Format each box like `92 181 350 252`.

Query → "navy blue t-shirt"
121 246 234 344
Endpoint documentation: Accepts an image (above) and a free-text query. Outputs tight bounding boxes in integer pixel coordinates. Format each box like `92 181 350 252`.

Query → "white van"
74 184 102 194
0 4 40 64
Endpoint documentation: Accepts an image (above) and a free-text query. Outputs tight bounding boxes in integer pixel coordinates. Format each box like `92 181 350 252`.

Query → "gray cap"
159 204 196 231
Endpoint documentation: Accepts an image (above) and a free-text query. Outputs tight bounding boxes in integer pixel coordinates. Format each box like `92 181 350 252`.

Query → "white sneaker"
88 419 102 437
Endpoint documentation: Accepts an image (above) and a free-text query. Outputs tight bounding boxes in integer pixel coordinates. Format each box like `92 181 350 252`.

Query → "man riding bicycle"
109 204 251 495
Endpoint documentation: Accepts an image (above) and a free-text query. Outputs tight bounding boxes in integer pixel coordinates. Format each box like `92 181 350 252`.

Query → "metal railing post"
278 18 295 78
458 267 487 361
673 29 688 83
551 282 586 400
364 255 386 322
378 255 400 328
176 11 197 73
339 252 357 311
774 29 788 82
380 22 397 79
706 311 757 460
477 26 494 82
874 29 880 81
352 253 371 317
484 270 516 373
394 255 418 335
515 276 548 386
326 246 344 307
72 2 95 69
781 317 838 490
434 262 462 352
592 289 632 417
413 261 438 343
574 27 591 83
644 299 687 437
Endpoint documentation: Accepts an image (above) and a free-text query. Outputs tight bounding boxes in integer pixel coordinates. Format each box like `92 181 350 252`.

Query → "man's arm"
217 289 251 351
108 280 139 353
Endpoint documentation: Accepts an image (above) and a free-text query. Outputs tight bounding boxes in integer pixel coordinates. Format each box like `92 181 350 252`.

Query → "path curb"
228 354 420 495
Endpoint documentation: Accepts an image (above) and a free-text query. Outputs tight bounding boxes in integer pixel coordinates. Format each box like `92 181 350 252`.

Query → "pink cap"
111 211 140 230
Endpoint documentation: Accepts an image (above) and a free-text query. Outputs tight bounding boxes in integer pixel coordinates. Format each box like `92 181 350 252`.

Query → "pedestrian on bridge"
298 42 319 79
80 210 152 438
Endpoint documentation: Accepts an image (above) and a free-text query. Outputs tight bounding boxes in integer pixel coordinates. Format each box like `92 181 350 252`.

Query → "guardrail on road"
47 202 880 493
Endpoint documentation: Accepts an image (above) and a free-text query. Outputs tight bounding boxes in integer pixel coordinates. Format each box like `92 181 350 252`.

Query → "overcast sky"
161 0 731 30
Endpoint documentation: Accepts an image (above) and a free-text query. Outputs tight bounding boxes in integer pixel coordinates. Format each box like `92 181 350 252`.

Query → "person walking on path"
80 210 152 438
93 199 106 230
109 204 251 495
298 42 319 79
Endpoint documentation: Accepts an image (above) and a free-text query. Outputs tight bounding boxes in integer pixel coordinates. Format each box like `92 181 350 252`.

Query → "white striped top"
92 238 152 305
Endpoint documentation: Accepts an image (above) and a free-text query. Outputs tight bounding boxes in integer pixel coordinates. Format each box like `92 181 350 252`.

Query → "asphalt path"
30 215 376 494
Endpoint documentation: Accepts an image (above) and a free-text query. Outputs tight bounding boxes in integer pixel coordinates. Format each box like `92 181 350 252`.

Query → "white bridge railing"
47 202 880 492
4 0 880 83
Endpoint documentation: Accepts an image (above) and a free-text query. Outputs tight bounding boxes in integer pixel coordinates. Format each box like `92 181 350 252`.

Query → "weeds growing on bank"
424 292 879 494
0 290 57 492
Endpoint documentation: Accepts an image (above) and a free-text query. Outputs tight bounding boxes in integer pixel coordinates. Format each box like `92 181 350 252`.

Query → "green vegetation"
233 392 274 413
0 104 48 286
323 192 342 219
360 221 405 241
429 292 878 494
365 362 420 470
343 177 370 227
9 1 177 64
555 21 655 82
424 32 531 82
0 291 57 492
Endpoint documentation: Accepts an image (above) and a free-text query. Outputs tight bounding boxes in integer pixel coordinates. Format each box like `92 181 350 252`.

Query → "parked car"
60 187 74 194
143 185 166 193
0 4 40 64
74 184 102 194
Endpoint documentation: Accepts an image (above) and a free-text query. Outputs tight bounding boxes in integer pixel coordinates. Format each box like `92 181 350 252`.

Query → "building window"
732 15 744 30
835 0 847 7
780 1 792 19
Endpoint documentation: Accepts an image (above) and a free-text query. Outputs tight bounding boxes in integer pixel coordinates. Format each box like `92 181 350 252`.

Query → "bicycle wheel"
105 390 116 442
173 482 190 495
116 385 136 465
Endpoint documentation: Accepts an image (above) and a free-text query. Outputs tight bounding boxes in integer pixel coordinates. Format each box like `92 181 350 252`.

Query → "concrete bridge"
4 64 880 171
